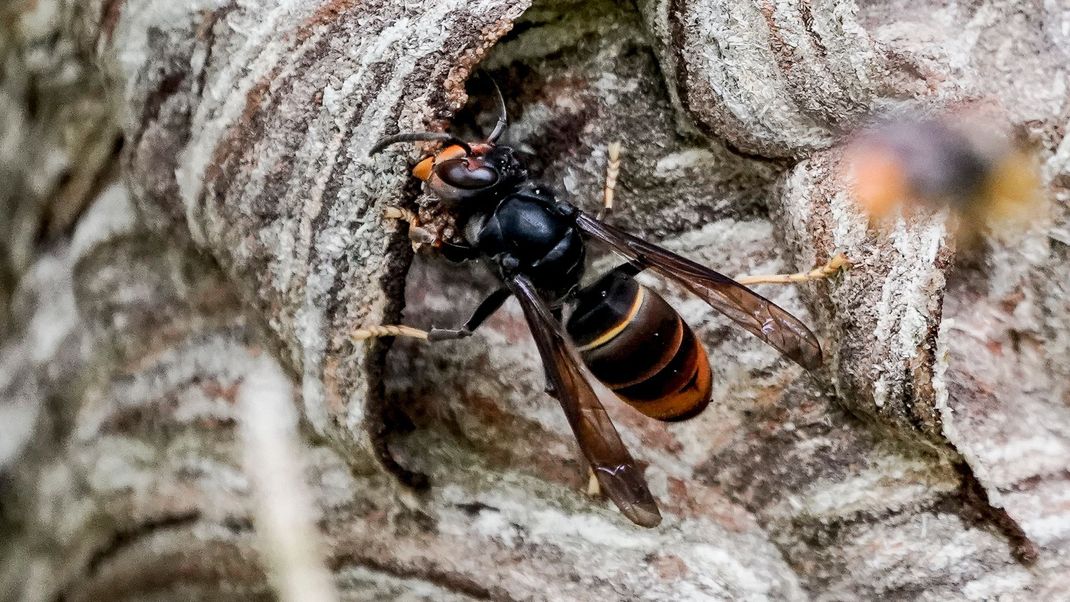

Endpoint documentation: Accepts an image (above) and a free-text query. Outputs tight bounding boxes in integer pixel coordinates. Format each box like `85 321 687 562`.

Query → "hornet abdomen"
565 270 712 422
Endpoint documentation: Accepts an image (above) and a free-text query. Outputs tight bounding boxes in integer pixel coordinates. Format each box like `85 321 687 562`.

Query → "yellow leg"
736 253 852 286
383 206 419 224
351 323 477 344
596 142 622 221
351 324 430 342
383 206 436 246
586 467 602 498
357 210 437 344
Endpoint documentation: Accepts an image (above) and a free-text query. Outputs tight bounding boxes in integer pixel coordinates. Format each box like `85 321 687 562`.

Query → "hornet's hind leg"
735 253 852 286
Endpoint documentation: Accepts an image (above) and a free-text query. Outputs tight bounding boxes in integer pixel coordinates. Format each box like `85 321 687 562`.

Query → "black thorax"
461 183 586 304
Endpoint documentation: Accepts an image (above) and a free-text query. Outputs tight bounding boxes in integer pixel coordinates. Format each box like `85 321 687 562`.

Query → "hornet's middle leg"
596 142 622 222
354 289 512 490
351 288 511 343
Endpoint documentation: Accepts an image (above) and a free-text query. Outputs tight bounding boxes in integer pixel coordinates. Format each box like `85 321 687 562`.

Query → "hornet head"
369 77 527 206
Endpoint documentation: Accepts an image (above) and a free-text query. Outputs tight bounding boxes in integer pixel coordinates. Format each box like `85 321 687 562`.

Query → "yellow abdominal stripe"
982 151 1042 220
577 287 645 352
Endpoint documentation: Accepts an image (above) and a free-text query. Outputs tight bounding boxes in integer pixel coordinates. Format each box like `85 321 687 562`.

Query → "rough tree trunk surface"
2 0 1069 600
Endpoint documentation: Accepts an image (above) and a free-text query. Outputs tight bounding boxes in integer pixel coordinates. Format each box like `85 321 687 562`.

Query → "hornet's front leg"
383 206 437 248
383 205 481 262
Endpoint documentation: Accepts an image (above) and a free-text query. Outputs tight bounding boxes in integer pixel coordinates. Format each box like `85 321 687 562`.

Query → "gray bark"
2 0 1069 600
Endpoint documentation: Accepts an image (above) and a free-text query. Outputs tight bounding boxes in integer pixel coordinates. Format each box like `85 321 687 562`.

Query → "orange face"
412 144 468 181
408 141 513 206
411 143 495 181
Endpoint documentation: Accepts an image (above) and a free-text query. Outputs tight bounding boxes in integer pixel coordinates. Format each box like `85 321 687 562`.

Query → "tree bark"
2 0 1069 600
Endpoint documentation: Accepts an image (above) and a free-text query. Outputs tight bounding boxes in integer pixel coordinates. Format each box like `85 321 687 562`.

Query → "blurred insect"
362 80 846 527
846 116 1041 236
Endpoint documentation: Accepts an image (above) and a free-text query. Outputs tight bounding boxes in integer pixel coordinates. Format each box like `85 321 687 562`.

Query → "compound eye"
436 158 499 190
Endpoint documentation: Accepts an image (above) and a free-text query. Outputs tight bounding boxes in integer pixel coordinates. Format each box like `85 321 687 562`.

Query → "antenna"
369 132 472 157
484 75 508 143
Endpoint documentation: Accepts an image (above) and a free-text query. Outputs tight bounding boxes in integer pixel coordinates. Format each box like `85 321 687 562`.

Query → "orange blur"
850 146 912 219
845 118 1042 236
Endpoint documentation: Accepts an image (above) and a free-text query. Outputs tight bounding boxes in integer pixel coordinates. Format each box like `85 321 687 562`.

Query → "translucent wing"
576 212 822 370
506 274 662 527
